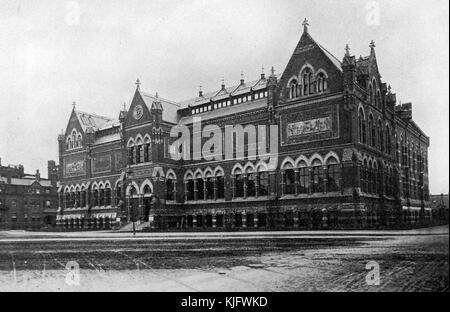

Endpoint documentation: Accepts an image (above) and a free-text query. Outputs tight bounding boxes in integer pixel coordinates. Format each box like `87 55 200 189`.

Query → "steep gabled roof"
74 110 116 132
139 91 181 124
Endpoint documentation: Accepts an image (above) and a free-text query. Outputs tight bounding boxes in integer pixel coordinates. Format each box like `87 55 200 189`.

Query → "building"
430 194 449 223
0 159 59 230
56 21 431 231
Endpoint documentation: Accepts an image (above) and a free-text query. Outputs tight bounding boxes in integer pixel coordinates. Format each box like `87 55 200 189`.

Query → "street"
0 226 448 292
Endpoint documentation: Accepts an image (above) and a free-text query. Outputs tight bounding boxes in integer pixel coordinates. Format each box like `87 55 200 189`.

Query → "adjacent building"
56 21 431 231
0 159 59 230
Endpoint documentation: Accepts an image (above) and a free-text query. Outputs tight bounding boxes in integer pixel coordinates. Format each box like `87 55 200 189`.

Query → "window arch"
135 137 144 164
298 160 309 194
233 167 244 198
358 107 367 144
195 171 204 201
377 119 383 152
316 71 327 93
311 158 324 193
166 170 176 201
326 157 340 192
245 166 256 197
301 67 313 96
215 167 225 199
289 78 299 99
368 114 375 147
185 172 195 201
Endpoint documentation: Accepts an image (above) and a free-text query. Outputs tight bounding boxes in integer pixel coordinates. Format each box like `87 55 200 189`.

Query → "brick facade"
56 23 431 231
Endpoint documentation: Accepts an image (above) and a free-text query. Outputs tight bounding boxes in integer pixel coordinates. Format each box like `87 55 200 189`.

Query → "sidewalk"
0 225 448 241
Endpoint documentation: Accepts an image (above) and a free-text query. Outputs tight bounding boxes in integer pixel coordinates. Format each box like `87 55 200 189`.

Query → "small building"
0 159 59 230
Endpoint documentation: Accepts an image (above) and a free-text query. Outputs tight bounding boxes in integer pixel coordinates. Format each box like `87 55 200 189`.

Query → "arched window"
195 172 204 201
81 186 86 207
99 185 105 206
326 157 340 192
205 171 214 200
215 169 225 199
257 168 269 197
186 174 195 201
66 138 71 150
93 187 99 207
105 184 111 206
369 115 375 147
386 125 392 155
317 72 327 92
369 84 373 105
246 167 256 197
311 159 324 193
166 172 176 201
283 163 295 195
302 67 313 96
376 90 381 109
144 136 151 162
234 168 244 198
298 161 309 194
135 138 144 164
367 160 373 194
127 140 135 165
378 120 383 152
77 134 82 148
359 108 366 144
289 79 299 99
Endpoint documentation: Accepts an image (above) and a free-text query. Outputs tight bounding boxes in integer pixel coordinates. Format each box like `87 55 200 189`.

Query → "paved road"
0 226 448 292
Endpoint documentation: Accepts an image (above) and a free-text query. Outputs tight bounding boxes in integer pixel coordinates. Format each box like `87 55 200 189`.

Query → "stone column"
255 175 259 198
242 212 247 228
294 169 299 195
293 213 299 228
192 215 197 228
254 214 259 228
203 180 207 201
212 215 217 228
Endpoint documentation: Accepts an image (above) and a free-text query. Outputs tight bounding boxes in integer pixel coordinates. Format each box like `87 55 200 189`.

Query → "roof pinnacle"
302 18 309 33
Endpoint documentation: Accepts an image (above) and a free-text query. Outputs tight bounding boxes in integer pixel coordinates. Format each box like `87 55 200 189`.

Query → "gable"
124 90 152 127
279 31 343 95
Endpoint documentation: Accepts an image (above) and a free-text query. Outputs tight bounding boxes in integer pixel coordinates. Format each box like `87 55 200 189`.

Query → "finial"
72 101 76 109
302 18 309 33
155 92 159 99
388 84 392 94
123 102 126 111
271 66 275 76
345 44 350 57
370 40 376 49
135 78 141 90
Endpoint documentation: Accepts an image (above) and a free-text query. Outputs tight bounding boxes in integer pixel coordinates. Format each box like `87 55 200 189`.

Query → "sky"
0 0 448 194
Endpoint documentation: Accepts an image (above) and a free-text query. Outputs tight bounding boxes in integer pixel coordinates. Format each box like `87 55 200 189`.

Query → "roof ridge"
140 91 181 107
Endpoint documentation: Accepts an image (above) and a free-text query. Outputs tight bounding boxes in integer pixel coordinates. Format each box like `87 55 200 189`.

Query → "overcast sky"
0 0 448 194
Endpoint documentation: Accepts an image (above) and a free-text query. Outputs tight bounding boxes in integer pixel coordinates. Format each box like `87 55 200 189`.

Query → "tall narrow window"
289 79 299 99
257 171 269 196
284 167 295 195
326 157 340 192
298 162 309 194
234 169 244 198
216 172 225 199
311 159 324 193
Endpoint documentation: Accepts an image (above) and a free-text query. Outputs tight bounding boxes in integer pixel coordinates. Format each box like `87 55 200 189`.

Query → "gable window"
317 72 327 92
289 79 299 99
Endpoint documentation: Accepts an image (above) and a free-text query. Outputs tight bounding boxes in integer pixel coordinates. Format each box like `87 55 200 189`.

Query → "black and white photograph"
0 0 448 299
